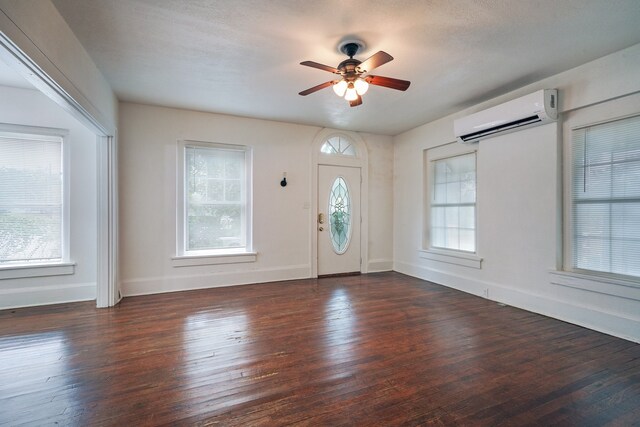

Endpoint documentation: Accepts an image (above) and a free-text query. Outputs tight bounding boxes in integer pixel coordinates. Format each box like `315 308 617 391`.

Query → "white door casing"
310 128 368 277
317 165 361 275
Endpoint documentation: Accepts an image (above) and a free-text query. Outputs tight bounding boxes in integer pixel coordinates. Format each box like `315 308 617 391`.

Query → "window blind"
572 114 640 278
0 134 63 264
431 152 476 252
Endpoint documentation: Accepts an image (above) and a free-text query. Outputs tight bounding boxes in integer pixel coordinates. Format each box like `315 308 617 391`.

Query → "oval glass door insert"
329 176 351 254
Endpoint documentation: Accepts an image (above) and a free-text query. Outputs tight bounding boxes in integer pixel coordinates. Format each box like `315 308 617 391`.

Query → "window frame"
553 92 640 298
0 123 72 277
421 144 482 269
317 133 362 168
428 150 478 254
565 112 640 283
175 140 254 262
320 135 357 156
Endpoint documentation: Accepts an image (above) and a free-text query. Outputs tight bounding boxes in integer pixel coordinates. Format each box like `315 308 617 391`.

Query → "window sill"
549 270 640 301
418 248 482 269
0 262 76 280
171 252 257 267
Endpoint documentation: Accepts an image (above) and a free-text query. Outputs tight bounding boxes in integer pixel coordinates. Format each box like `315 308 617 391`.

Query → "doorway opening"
0 34 118 309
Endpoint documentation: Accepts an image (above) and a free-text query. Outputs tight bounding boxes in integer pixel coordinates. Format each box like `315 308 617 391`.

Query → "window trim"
418 248 482 269
0 262 75 280
175 139 253 263
0 123 71 277
426 149 478 255
320 135 357 157
559 92 640 287
564 110 640 282
549 269 640 301
317 132 362 168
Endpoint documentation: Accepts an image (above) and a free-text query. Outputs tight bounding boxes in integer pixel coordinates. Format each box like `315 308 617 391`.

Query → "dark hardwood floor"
1 272 639 426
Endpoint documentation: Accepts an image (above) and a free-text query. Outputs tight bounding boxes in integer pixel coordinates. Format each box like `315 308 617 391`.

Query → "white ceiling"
51 0 640 135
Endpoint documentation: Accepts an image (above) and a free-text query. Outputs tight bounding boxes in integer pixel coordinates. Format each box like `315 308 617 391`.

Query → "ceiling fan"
298 41 411 107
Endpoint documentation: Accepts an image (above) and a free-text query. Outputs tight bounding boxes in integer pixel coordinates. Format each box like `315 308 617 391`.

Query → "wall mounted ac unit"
454 89 558 144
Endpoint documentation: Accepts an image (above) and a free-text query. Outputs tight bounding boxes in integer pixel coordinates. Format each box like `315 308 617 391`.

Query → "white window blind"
184 144 248 252
572 114 640 278
0 134 63 264
431 152 476 252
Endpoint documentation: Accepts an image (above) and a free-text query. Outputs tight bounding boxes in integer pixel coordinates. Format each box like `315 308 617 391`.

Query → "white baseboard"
121 264 311 297
394 261 640 343
368 258 393 272
0 282 96 310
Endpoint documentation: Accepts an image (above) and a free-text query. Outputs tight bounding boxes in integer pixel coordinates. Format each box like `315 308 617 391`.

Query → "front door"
317 165 361 276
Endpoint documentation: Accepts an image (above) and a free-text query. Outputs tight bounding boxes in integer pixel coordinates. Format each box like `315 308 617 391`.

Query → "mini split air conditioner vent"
458 115 541 143
454 89 558 144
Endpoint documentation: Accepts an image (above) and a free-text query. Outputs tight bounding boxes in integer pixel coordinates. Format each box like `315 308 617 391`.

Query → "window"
320 136 356 156
177 141 252 257
430 152 477 252
329 176 352 254
571 114 640 279
0 128 67 266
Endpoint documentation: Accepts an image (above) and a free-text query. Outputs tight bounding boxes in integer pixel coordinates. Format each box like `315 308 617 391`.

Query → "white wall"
0 85 97 308
118 102 394 296
393 43 640 343
361 132 394 272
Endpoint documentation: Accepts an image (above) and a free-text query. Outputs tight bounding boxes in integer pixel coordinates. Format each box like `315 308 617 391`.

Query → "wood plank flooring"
0 272 639 426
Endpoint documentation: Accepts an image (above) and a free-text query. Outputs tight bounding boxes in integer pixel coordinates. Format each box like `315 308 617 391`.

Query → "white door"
317 165 361 276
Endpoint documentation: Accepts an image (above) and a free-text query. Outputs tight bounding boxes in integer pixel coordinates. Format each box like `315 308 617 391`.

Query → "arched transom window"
320 136 356 156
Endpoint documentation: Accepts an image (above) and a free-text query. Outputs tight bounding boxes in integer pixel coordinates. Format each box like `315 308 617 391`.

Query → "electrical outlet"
483 288 489 298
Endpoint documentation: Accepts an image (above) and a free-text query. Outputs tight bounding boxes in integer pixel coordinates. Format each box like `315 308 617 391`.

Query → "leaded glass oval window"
329 177 352 254
320 136 356 156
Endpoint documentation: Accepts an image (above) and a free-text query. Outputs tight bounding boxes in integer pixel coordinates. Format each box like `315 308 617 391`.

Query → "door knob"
318 213 325 224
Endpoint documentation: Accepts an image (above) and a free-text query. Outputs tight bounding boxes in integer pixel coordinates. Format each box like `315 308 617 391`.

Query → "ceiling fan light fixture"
344 82 358 101
332 80 348 97
354 78 369 95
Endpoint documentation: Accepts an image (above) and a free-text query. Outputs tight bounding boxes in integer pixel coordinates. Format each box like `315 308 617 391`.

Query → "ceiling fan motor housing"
337 41 367 80
338 58 362 81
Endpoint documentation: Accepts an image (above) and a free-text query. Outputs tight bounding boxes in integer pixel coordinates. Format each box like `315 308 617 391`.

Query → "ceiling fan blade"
357 51 393 73
300 61 340 74
349 95 363 107
365 75 411 91
298 80 336 96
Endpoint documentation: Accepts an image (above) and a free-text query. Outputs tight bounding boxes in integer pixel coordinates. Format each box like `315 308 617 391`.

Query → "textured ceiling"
51 0 640 135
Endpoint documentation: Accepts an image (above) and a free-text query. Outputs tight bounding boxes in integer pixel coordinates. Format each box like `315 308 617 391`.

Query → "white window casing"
175 140 255 265
421 143 481 268
0 124 74 278
554 92 640 298
570 114 640 279
429 151 477 253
